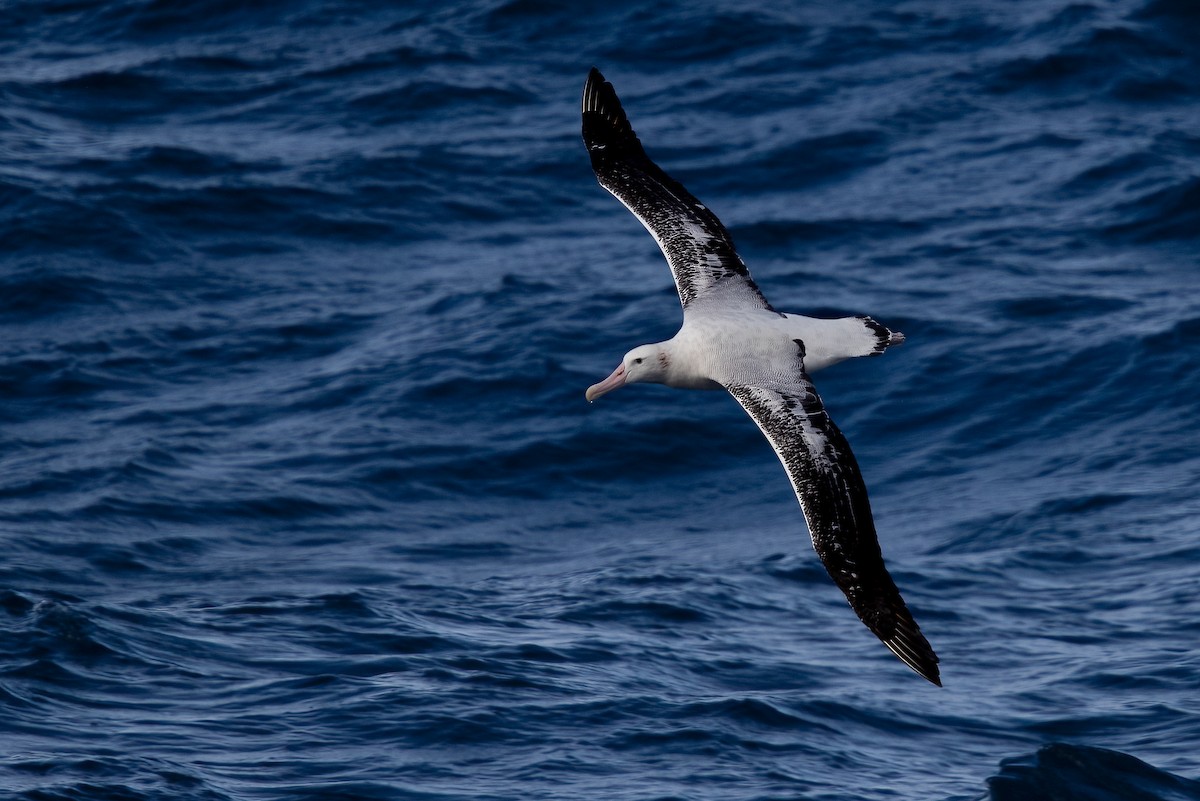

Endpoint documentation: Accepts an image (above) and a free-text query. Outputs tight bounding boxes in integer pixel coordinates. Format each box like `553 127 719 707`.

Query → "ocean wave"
982 22 1193 100
1105 176 1200 241
985 743 1200 801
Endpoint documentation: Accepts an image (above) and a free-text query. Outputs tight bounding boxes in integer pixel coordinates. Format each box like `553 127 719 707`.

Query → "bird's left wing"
582 67 774 313
725 375 941 685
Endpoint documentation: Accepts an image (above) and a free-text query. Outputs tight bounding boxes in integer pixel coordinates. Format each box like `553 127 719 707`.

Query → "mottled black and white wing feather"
582 68 773 312
726 378 941 686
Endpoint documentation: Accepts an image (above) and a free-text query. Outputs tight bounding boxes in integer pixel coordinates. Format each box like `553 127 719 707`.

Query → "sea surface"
1 1 1199 799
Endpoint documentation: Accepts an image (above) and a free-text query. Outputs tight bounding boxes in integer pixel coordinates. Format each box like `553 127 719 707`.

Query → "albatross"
581 67 941 686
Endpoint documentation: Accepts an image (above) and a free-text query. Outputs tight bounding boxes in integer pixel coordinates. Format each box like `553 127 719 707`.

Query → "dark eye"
634 358 644 365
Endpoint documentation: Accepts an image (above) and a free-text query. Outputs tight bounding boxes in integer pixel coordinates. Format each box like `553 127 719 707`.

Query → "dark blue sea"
2 1 1199 799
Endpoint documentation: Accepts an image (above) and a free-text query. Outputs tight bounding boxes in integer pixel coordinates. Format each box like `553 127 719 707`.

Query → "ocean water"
1 0 1199 799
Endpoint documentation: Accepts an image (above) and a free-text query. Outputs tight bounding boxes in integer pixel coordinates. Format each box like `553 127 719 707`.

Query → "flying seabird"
581 67 940 686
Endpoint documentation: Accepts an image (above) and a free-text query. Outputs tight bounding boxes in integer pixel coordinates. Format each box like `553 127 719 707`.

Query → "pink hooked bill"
585 363 626 402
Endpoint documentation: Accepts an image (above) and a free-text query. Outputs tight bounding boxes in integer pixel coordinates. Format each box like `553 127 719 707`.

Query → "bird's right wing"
725 376 940 685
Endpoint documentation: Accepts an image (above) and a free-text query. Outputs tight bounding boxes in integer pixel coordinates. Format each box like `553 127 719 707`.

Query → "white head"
585 343 669 402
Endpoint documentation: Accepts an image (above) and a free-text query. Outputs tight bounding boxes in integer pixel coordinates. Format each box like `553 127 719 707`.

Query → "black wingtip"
882 623 941 686
886 643 941 686
581 67 643 161
917 655 943 687
859 588 941 685
581 67 609 115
